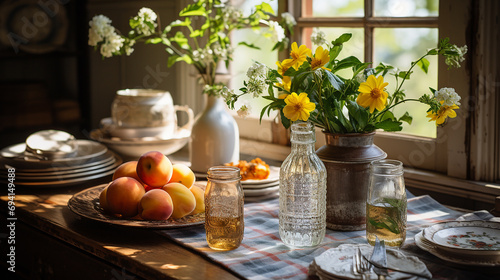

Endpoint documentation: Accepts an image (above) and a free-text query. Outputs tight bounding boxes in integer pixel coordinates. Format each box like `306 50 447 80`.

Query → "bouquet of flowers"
88 0 295 96
226 30 467 132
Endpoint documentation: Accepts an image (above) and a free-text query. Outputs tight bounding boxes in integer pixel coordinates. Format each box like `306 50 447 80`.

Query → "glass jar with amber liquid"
205 166 244 250
366 159 407 247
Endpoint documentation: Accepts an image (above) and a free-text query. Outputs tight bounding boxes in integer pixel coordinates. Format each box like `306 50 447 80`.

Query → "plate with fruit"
68 151 205 228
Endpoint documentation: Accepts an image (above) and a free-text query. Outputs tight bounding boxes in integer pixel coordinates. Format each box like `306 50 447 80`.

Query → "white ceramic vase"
189 95 239 173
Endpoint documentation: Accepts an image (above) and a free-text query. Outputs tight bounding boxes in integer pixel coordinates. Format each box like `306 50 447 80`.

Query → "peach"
168 163 196 188
144 185 162 192
106 177 145 217
189 184 205 215
162 182 196 219
112 161 142 183
138 189 174 220
137 151 173 188
99 185 110 212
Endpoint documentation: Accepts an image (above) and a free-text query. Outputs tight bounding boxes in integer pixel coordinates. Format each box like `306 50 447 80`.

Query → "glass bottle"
279 121 327 247
366 159 407 247
205 166 244 251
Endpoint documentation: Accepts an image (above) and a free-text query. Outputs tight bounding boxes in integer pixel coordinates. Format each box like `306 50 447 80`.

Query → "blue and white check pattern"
159 195 489 279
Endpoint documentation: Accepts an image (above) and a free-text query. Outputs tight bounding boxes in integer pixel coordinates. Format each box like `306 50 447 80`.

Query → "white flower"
237 104 251 118
246 62 267 79
133 7 158 36
435 87 461 106
212 42 232 61
311 28 328 46
269 20 285 43
281 12 296 27
220 86 236 103
445 45 467 68
124 39 135 56
100 33 124 57
192 47 214 64
88 15 113 46
246 78 267 98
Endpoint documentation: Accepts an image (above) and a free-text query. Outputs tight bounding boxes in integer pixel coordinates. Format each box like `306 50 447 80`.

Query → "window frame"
176 0 500 208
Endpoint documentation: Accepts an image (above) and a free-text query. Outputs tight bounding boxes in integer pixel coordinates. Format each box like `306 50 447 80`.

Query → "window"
179 0 499 190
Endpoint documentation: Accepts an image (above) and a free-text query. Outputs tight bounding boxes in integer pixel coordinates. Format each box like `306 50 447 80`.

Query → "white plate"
242 181 279 189
90 128 190 159
243 185 279 197
5 155 122 188
241 166 280 185
1 140 108 163
313 243 432 280
423 221 500 251
415 231 500 267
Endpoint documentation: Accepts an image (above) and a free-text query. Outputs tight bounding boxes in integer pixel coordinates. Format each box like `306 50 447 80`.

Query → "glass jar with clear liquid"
205 166 244 251
279 122 327 247
366 159 407 247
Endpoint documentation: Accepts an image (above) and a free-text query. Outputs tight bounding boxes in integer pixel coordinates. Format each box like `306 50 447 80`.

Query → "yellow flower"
356 75 389 113
289 42 311 69
283 92 316 121
310 46 330 70
426 105 459 125
276 76 291 94
276 59 294 76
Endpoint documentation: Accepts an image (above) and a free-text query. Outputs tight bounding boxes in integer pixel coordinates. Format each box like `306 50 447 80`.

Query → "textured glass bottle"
279 122 327 247
366 159 407 247
205 166 244 251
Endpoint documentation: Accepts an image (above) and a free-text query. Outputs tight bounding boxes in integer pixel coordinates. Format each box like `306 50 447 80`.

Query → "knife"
370 237 389 280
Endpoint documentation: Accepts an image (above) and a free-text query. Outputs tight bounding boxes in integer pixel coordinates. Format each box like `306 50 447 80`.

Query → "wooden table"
0 176 242 280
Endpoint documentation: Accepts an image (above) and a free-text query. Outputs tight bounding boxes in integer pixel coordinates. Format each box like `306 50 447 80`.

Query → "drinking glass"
366 159 407 247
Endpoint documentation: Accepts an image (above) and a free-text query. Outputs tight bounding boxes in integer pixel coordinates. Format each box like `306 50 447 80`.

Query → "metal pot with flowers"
88 0 296 172
226 31 466 230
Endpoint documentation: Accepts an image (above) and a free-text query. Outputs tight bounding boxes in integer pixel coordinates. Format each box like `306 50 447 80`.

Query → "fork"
352 247 371 280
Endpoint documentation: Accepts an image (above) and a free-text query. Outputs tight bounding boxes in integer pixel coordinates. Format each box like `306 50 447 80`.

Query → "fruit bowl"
68 184 205 228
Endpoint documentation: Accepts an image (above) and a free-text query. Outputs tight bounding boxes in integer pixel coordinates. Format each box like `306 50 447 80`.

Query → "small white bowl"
90 128 190 160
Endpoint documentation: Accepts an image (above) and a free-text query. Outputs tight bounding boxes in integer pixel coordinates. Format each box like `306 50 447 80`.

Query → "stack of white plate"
90 118 190 160
241 166 280 202
415 220 500 266
0 140 121 188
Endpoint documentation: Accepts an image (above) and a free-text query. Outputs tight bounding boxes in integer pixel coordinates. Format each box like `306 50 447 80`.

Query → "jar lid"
207 166 241 180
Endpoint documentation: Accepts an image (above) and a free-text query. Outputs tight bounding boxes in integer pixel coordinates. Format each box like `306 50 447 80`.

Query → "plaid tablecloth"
159 194 498 279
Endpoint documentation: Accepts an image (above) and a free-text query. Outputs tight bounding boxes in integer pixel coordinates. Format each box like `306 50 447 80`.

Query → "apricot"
137 151 173 188
112 161 142 183
168 163 196 188
138 189 174 220
106 177 145 217
189 184 205 215
162 182 196 219
99 185 110 212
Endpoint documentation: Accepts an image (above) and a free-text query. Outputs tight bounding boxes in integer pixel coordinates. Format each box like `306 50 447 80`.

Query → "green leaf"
398 111 413 125
256 2 275 15
238 42 261 50
171 32 190 49
329 45 342 61
331 56 362 73
397 71 412 80
374 119 403 131
190 29 204 38
146 38 163 44
179 2 206 16
333 33 352 45
167 55 193 67
427 48 439 55
129 18 140 29
417 58 430 74
346 100 368 130
324 71 344 91
380 110 395 121
368 218 399 234
279 110 291 129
